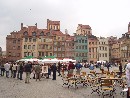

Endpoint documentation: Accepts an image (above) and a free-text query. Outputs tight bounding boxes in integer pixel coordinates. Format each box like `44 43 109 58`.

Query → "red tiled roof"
78 24 91 29
51 31 64 36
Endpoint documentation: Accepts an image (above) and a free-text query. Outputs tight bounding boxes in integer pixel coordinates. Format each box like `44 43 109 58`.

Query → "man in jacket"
34 62 41 81
24 62 32 83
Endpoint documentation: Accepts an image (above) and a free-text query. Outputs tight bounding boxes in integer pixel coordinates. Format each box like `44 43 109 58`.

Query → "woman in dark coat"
51 63 57 80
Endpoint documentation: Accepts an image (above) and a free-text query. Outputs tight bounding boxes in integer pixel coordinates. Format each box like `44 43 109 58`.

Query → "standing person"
1 63 5 76
17 62 20 79
19 62 24 80
126 62 130 98
46 64 51 79
51 63 57 80
12 62 17 78
34 62 41 81
4 62 10 78
10 63 13 77
75 62 83 75
24 62 32 83
100 63 104 73
68 61 75 75
107 62 111 72
119 63 122 78
57 62 62 76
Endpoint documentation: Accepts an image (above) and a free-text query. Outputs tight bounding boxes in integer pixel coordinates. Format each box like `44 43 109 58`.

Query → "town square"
0 0 130 98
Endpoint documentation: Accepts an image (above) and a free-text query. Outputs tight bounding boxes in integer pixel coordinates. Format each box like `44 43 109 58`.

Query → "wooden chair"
100 79 115 98
62 74 73 87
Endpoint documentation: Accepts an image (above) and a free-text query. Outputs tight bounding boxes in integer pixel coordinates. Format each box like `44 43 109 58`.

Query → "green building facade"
74 34 88 62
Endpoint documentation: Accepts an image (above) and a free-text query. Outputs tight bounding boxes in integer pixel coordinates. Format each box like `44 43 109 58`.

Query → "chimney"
21 23 23 30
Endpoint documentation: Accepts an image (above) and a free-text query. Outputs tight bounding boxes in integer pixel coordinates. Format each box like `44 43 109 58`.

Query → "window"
18 46 20 50
24 52 27 57
42 52 44 56
76 46 78 49
102 47 104 50
23 31 28 36
82 40 84 43
85 45 87 49
62 37 64 40
32 45 35 49
105 47 107 51
17 39 20 43
25 38 28 42
13 40 16 44
29 38 32 42
102 53 104 57
50 53 52 56
89 48 91 52
82 46 84 49
82 53 84 57
28 45 31 49
99 46 101 50
39 52 41 56
79 46 81 49
85 40 87 43
58 37 60 40
105 53 107 57
24 45 27 49
33 38 36 42
40 31 44 36
79 40 81 43
32 32 36 36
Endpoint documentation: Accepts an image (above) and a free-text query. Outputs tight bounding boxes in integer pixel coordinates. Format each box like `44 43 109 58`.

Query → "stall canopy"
23 56 33 59
44 56 56 59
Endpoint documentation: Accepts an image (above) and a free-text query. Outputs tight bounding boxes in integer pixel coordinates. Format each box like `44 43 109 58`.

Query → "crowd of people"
0 61 84 83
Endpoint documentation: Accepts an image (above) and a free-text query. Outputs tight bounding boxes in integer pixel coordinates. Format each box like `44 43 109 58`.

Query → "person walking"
24 62 32 83
51 63 57 80
4 62 10 78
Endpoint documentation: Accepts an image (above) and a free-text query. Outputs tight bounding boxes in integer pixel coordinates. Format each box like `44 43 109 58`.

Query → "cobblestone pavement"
0 67 127 98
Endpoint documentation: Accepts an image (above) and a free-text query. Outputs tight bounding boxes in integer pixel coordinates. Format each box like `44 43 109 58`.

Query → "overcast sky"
0 0 130 51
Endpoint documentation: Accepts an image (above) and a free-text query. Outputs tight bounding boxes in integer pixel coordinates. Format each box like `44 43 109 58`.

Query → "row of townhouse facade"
6 19 111 63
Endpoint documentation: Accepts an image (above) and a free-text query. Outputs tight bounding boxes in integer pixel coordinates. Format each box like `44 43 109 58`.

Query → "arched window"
32 32 36 36
23 31 28 36
40 31 44 36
